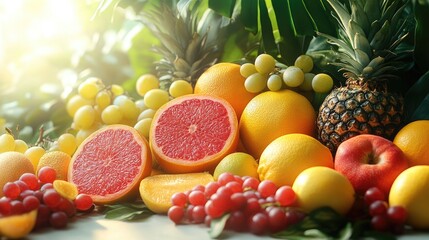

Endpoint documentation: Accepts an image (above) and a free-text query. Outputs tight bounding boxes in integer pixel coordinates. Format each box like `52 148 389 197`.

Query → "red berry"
23 195 40 212
268 207 288 233
3 182 21 199
43 189 61 208
0 197 12 216
369 200 388 217
38 166 57 184
171 192 188 207
242 177 259 191
74 194 93 211
371 215 390 231
387 205 407 225
217 172 235 186
188 190 206 206
19 173 40 190
49 211 68 229
275 185 296 207
167 206 185 224
364 187 385 206
191 205 206 223
204 182 220 198
257 180 277 198
249 212 269 235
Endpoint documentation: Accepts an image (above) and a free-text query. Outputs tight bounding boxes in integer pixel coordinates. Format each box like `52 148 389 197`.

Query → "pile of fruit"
1 0 429 239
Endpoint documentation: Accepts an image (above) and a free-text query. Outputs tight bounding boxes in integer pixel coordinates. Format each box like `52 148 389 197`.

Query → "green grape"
113 95 128 106
136 74 160 97
138 109 156 121
111 84 124 96
135 99 148 112
66 94 93 117
240 63 258 78
299 73 315 92
24 146 45 170
312 73 334 93
58 133 77 156
117 98 140 120
267 74 283 91
282 66 305 88
254 54 276 74
14 139 28 153
134 118 153 140
244 73 267 93
101 105 123 125
78 80 100 100
95 90 111 110
294 55 314 73
73 105 96 130
0 133 15 153
169 80 193 98
144 89 170 110
76 127 98 146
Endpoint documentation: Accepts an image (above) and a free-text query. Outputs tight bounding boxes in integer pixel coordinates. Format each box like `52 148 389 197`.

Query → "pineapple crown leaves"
140 1 229 89
318 0 414 83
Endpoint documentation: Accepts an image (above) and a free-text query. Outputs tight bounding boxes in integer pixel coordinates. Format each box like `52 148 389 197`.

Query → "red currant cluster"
0 166 94 230
168 172 305 235
364 187 407 233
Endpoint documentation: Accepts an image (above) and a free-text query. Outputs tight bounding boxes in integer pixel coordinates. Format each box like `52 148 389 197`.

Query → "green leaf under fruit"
208 213 230 239
102 202 154 221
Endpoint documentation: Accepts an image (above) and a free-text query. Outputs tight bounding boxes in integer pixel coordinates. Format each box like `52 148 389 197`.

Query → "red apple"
334 134 408 196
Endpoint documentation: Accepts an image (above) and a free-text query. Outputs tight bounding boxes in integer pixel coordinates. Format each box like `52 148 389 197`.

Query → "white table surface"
27 213 429 240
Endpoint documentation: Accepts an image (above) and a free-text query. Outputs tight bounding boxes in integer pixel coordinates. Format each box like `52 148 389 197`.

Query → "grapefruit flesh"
150 94 239 173
68 125 152 205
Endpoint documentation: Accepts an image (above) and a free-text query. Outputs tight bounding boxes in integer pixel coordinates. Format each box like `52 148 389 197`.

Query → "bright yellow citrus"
213 152 259 180
37 151 71 181
239 90 316 159
194 62 257 119
393 120 429 166
139 172 214 214
53 180 79 200
0 152 35 198
292 166 355 215
258 133 333 187
0 210 37 239
389 166 429 229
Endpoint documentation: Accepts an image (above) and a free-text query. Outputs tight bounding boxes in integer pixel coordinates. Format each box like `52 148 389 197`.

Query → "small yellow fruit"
393 120 429 166
389 166 429 229
53 180 79 200
258 134 333 187
292 166 355 215
213 152 259 180
37 151 71 181
0 152 34 197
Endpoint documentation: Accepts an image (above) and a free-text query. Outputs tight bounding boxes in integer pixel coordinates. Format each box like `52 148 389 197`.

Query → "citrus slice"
0 210 37 239
150 94 239 173
68 125 152 205
53 180 79 200
139 172 214 214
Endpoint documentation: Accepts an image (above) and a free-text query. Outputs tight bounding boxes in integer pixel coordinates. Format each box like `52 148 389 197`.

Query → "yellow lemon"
389 166 429 229
258 133 333 187
393 120 429 166
213 152 259 180
292 166 355 215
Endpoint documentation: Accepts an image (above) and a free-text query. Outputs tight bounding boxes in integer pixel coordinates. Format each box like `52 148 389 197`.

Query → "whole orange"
240 90 316 159
393 120 429 166
194 62 257 119
0 152 35 197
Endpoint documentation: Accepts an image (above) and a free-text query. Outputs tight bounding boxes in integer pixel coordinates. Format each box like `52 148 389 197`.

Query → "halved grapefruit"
68 125 152 205
150 94 239 173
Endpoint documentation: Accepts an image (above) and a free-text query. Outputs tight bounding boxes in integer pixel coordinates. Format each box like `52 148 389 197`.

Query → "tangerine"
150 94 239 174
194 63 257 119
37 151 71 181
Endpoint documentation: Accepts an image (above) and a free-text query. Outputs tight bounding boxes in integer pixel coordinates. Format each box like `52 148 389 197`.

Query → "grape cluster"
167 173 305 235
0 166 94 230
364 187 407 234
240 54 334 95
0 133 30 154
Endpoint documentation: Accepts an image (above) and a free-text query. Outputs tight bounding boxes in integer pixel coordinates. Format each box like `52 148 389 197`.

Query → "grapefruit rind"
149 94 239 174
68 125 152 205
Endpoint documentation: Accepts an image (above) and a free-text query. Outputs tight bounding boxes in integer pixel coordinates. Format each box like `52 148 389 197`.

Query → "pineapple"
141 1 231 90
315 0 414 152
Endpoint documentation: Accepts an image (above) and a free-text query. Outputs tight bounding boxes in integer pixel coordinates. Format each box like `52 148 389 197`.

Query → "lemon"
258 134 333 187
213 152 259 180
389 166 429 229
292 166 355 215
